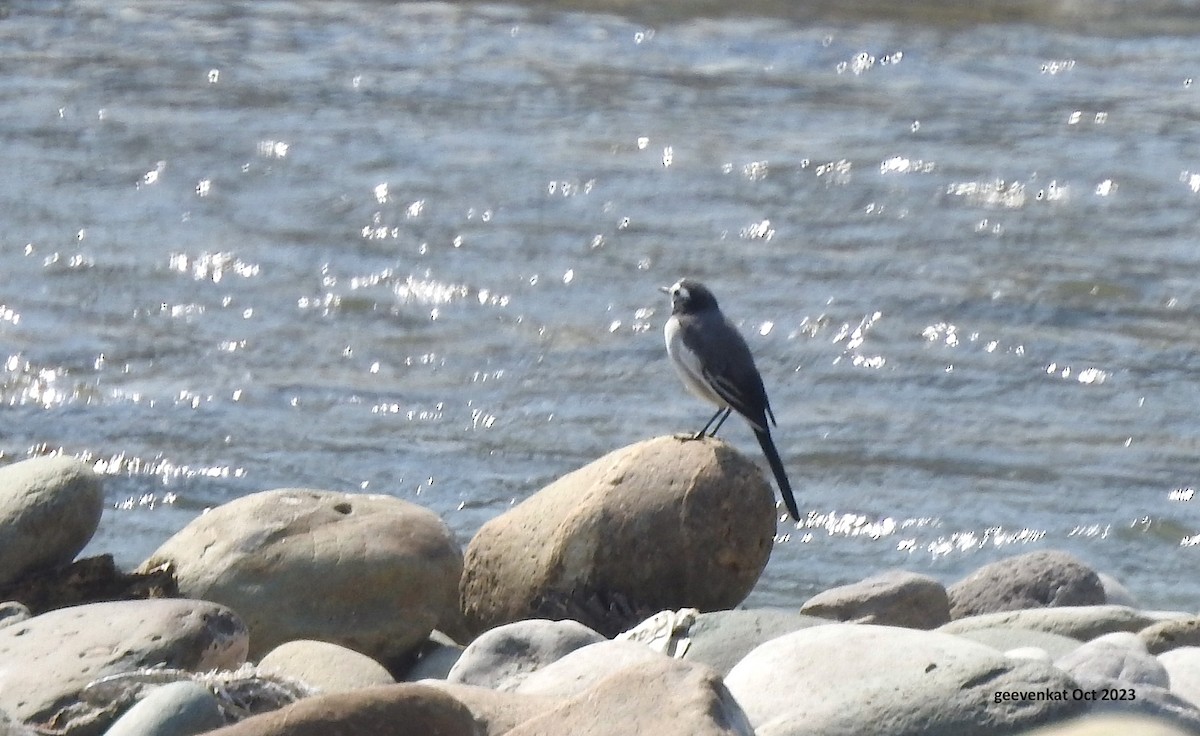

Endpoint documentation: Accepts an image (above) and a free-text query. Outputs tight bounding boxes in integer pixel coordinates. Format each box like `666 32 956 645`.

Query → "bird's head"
660 278 719 315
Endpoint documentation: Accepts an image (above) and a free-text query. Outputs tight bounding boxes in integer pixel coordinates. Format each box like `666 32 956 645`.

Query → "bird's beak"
658 285 670 294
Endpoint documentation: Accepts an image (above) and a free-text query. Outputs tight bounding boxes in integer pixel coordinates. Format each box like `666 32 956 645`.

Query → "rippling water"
2 0 1199 612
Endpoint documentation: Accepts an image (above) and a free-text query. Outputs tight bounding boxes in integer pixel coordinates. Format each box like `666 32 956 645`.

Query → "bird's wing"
681 315 773 432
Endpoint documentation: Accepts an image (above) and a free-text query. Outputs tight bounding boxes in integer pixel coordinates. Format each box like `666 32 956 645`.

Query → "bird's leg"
694 407 731 440
707 407 733 437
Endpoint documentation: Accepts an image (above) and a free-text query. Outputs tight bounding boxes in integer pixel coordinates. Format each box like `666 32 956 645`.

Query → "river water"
2 0 1200 612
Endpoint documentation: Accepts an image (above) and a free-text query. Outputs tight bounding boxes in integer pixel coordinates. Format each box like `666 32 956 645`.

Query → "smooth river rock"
0 598 247 735
0 455 104 587
446 618 605 691
724 623 1084 736
140 488 462 661
1141 616 1200 655
202 684 480 736
680 608 831 676
939 605 1180 641
103 681 226 736
257 640 395 693
460 435 777 637
800 569 950 629
947 550 1105 619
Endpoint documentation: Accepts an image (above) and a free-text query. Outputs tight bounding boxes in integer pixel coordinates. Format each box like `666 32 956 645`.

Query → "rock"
1096 573 1139 608
1018 713 1197 735
680 608 831 675
724 623 1083 735
140 488 462 661
800 569 950 629
459 436 776 637
948 550 1105 619
1072 674 1200 733
103 681 226 736
422 682 563 735
506 658 752 736
1055 638 1169 688
940 605 1179 641
258 640 395 693
1141 616 1200 655
1006 647 1055 663
1158 647 1200 708
515 640 674 697
447 618 605 691
951 626 1083 659
400 631 465 682
0 554 176 614
201 684 480 736
0 455 104 587
0 598 247 735
0 602 29 629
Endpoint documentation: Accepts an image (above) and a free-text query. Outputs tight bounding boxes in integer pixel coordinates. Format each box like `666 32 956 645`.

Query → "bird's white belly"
664 316 726 408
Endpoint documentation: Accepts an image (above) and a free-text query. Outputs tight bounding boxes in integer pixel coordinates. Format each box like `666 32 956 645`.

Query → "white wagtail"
661 278 800 522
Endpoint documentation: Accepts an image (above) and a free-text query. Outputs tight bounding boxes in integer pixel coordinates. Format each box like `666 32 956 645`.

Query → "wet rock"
460 436 776 637
447 618 605 691
1055 637 1169 688
514 640 674 697
258 640 395 693
724 623 1083 735
201 684 480 736
0 598 247 735
0 455 104 587
1141 616 1200 655
506 658 752 736
680 608 831 676
940 605 1180 641
103 681 225 736
948 550 1105 619
140 488 462 661
800 569 950 629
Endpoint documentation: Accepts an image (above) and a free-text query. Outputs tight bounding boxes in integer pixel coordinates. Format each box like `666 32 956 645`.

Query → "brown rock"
203 685 480 736
460 436 776 636
423 682 563 736
800 569 950 629
140 488 462 661
506 658 752 736
948 550 1105 619
1141 616 1200 655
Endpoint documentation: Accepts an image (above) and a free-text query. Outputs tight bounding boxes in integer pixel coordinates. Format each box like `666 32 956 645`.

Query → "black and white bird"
661 278 800 522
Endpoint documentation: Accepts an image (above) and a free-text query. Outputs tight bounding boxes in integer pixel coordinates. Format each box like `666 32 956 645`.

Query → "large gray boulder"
724 623 1084 735
948 550 1105 619
0 599 246 735
140 488 462 661
460 436 776 637
800 570 950 629
0 456 104 586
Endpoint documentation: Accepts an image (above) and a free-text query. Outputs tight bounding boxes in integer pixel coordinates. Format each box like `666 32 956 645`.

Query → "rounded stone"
947 550 1105 619
1141 616 1200 655
447 619 605 691
140 488 462 661
725 623 1084 735
0 598 247 731
460 435 776 637
800 569 950 629
0 455 104 586
258 640 395 693
104 681 226 736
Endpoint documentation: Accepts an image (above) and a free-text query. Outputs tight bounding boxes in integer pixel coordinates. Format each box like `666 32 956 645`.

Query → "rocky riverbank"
1 444 1198 736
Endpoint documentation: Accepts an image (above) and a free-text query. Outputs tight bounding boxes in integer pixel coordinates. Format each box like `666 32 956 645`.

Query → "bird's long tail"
754 428 800 522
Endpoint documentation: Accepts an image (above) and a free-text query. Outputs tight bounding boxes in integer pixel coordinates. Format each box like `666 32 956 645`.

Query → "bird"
661 278 800 522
